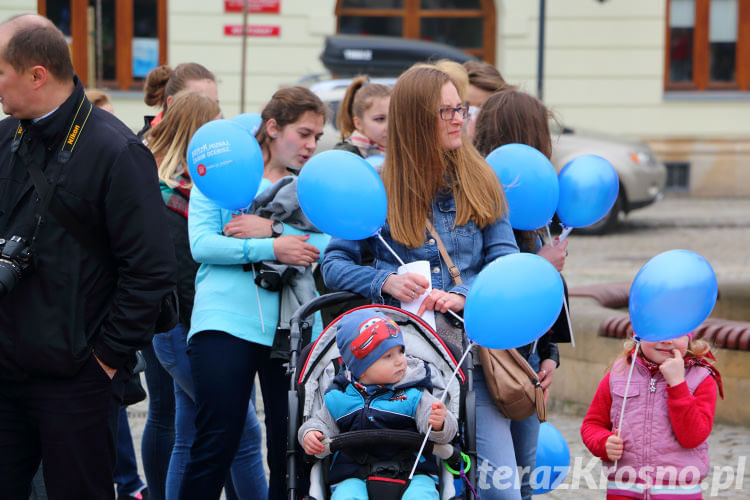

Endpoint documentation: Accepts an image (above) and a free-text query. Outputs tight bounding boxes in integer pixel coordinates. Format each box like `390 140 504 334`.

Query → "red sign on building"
224 0 280 14
224 24 281 37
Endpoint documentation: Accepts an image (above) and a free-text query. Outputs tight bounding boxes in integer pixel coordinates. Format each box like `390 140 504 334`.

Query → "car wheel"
576 192 623 235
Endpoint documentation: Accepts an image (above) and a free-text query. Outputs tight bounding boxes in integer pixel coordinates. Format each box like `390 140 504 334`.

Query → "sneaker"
118 487 148 500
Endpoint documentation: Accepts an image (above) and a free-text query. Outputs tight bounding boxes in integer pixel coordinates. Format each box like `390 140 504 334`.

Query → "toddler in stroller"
293 301 472 500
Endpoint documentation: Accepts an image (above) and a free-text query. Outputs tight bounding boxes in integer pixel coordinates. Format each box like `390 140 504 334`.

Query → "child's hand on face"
303 430 325 456
605 434 624 461
659 348 686 386
429 401 446 431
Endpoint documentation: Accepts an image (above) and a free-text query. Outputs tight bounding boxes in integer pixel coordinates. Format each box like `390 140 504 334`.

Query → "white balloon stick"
546 225 575 348
558 225 574 241
408 339 474 480
613 341 640 470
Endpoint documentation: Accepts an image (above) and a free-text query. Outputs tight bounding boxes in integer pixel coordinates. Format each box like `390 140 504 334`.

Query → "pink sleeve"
580 373 616 460
667 376 717 448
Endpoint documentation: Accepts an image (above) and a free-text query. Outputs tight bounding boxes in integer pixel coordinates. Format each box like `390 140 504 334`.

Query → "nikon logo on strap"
10 95 92 165
66 124 81 146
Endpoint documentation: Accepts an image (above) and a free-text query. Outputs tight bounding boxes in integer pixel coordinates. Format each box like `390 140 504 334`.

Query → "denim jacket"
321 189 519 306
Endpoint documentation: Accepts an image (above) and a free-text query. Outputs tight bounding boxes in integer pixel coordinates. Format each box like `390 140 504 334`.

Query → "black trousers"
180 331 289 500
0 354 126 500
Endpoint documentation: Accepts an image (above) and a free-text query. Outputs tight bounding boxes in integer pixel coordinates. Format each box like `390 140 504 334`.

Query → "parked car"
307 36 666 234
550 125 666 233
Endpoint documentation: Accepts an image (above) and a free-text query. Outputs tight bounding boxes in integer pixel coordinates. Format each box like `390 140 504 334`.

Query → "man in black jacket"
0 14 176 498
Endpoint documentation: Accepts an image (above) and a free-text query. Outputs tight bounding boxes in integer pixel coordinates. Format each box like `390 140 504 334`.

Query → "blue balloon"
485 144 559 230
232 112 263 135
532 422 570 494
187 120 264 211
629 250 717 342
557 154 619 228
297 150 387 240
464 253 564 349
365 154 385 171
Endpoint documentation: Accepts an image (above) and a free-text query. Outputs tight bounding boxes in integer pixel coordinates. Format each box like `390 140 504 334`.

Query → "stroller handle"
329 429 434 455
290 291 362 329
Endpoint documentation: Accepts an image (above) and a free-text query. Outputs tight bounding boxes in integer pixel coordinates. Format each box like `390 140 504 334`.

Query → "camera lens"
0 258 22 298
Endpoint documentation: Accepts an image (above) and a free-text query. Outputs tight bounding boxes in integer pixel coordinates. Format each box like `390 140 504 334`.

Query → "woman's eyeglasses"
439 105 469 121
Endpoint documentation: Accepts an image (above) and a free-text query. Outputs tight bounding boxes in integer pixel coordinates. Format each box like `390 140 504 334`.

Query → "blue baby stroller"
286 292 477 500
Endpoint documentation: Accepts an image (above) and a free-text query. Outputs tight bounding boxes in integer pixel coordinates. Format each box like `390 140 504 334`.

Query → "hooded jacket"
0 76 176 380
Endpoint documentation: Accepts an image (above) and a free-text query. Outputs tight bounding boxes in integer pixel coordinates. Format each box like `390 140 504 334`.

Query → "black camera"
0 235 33 297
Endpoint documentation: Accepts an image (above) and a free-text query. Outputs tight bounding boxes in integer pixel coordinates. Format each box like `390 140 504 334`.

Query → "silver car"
312 79 666 234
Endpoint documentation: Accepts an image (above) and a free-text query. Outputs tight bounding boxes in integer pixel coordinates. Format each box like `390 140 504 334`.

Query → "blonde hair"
336 75 392 140
144 90 220 188
433 59 469 101
464 60 515 93
382 65 507 248
614 336 713 371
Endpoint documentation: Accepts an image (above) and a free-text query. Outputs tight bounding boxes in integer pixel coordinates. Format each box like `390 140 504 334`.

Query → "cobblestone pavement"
129 195 750 498
561 196 750 288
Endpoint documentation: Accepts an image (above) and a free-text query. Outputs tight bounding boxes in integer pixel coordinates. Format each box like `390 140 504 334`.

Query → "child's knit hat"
336 309 404 380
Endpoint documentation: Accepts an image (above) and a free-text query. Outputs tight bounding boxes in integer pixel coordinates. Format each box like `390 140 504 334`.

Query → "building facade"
2 0 748 194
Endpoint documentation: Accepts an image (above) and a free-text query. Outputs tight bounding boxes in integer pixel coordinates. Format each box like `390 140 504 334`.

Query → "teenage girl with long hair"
181 86 330 500
146 91 267 499
138 62 220 500
322 65 522 499
473 89 571 500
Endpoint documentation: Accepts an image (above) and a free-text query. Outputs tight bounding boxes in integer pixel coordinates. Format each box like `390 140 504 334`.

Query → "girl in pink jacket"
581 333 723 500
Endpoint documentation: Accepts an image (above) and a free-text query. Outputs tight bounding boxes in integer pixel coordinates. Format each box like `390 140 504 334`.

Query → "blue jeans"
114 406 146 497
142 344 175 500
510 352 541 500
154 325 267 500
474 369 522 500
331 474 437 499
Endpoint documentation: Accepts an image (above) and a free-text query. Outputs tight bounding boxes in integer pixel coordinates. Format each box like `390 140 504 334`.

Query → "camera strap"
15 97 113 270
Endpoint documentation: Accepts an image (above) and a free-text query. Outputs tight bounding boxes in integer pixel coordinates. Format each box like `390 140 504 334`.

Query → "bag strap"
16 98 113 272
425 219 462 286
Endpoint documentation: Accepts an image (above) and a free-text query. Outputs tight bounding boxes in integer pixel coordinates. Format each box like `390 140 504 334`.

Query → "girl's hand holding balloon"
605 434 624 461
223 214 273 239
659 349 686 386
537 239 568 272
382 273 429 303
273 235 320 267
418 289 465 316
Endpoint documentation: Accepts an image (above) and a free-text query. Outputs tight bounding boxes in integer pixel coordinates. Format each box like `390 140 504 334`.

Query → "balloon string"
460 468 478 499
251 267 265 334
546 225 576 348
614 340 640 470
375 233 464 325
376 233 406 266
408 340 475 480
558 225 573 241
